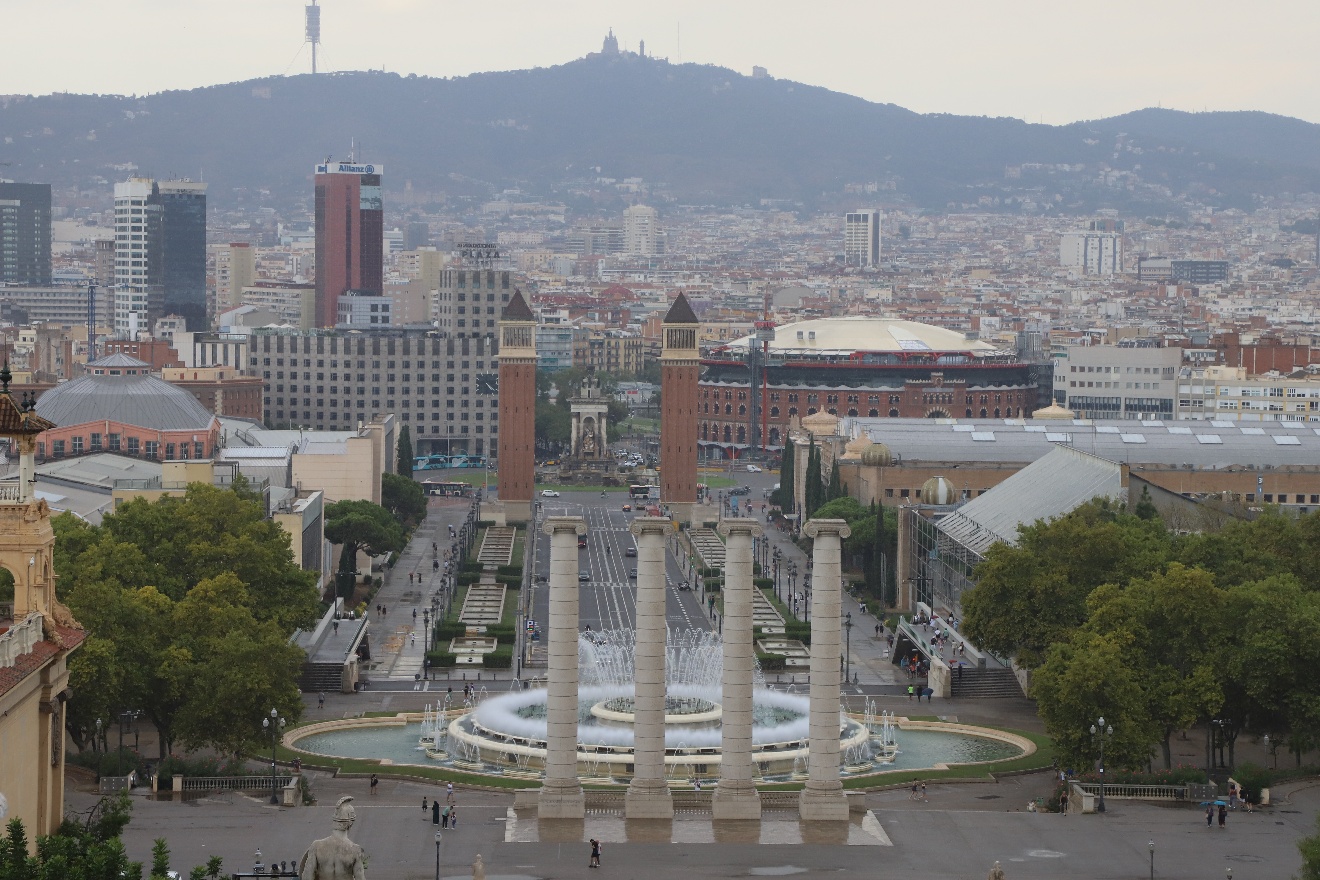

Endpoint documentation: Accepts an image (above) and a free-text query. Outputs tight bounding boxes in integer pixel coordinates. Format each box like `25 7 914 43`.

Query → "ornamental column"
538 516 586 819
713 517 762 820
799 518 851 821
659 293 699 524
497 289 537 522
626 516 674 819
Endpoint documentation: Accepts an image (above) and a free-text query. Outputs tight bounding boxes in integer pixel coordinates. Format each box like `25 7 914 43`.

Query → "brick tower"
497 289 536 522
660 293 700 523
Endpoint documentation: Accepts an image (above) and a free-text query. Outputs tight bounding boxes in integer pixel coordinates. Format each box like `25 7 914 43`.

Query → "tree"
606 398 630 433
826 459 842 502
1299 811 1320 880
802 438 822 520
1133 485 1159 520
535 398 572 450
396 425 414 478
381 472 427 529
324 499 407 597
777 436 796 512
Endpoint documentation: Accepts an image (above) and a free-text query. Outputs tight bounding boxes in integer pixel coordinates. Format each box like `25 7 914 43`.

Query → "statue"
581 425 597 455
987 861 1006 880
472 854 485 880
299 796 367 879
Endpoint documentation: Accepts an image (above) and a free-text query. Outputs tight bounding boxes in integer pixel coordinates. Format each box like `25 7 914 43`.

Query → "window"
72 436 84 454
144 440 158 458
108 433 121 452
166 443 176 459
128 437 139 455
195 442 205 458
90 432 102 451
53 439 65 457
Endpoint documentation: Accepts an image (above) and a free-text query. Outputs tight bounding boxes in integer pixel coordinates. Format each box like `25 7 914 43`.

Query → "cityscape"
2 7 1320 880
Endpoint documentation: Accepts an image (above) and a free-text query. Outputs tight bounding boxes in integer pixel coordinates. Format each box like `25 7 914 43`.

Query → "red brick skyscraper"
660 293 700 523
313 160 384 328
497 289 537 521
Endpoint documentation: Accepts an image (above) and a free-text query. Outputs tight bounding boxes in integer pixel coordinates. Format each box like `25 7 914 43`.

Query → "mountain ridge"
2 54 1318 213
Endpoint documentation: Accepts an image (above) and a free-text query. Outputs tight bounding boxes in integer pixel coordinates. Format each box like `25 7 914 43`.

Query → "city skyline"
2 0 1319 126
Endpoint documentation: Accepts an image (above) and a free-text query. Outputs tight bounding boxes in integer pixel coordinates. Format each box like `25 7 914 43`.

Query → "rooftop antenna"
305 1 321 74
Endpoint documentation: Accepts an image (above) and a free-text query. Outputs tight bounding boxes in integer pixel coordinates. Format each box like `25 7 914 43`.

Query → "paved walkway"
310 496 476 683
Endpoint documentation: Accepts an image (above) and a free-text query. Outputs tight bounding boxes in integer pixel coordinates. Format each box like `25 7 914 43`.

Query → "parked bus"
421 481 471 497
629 484 659 500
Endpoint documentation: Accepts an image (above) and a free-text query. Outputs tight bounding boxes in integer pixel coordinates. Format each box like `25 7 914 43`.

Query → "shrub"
484 624 515 641
153 754 246 786
461 561 482 573
1233 763 1273 803
456 572 481 586
495 575 522 588
483 647 514 669
434 620 466 642
784 622 812 645
476 519 496 527
497 565 523 577
756 652 787 671
753 577 774 589
426 650 457 668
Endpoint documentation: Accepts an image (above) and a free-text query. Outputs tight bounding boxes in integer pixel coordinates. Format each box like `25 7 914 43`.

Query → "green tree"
606 398 630 432
396 425 414 478
776 436 796 513
802 439 822 519
150 839 170 880
1133 485 1159 520
826 459 842 502
324 499 407 597
535 398 572 448
381 472 427 529
1299 811 1320 880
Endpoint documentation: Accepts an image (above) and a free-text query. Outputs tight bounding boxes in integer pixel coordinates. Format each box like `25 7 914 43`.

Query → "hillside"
2 53 1318 212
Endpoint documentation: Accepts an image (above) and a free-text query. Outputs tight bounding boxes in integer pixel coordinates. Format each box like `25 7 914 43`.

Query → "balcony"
0 611 43 669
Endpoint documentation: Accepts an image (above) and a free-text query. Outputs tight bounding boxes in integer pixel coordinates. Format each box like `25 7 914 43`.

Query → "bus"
629 485 660 500
421 481 471 497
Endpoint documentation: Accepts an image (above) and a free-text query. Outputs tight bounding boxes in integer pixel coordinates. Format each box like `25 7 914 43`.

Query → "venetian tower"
497 290 536 522
660 293 699 523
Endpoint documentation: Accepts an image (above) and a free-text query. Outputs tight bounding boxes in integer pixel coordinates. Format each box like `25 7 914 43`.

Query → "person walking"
1206 804 1214 827
318 692 325 710
907 685 915 700
370 774 378 796
589 839 602 868
450 807 458 829
921 781 928 802
442 805 450 828
909 782 919 801
447 782 456 806
1218 803 1227 828
423 796 428 813
1059 789 1068 815
432 800 440 825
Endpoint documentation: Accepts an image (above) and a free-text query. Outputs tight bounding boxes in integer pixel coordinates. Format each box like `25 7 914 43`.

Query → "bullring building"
700 317 1035 456
249 327 500 456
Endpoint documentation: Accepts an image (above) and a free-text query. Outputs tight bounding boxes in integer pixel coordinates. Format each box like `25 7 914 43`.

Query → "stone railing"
0 484 25 502
180 775 293 793
1070 781 1189 812
0 612 43 668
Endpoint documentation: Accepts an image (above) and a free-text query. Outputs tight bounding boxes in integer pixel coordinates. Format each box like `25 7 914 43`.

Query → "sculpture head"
332 796 356 831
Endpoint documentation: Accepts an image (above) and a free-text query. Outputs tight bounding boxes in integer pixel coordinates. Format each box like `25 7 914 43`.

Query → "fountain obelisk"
538 516 586 819
626 516 674 819
713 518 763 820
799 518 851 821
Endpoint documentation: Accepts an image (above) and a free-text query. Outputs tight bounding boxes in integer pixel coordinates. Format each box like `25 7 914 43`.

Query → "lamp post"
254 848 263 875
434 829 443 880
262 708 286 805
1148 839 1154 880
844 612 853 683
1090 716 1113 813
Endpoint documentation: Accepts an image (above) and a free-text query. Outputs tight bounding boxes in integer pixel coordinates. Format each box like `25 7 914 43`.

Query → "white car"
540 489 560 497
745 464 762 473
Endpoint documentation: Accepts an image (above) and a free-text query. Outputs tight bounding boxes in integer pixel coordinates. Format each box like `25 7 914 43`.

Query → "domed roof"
860 441 894 467
721 316 1003 356
35 369 217 432
921 476 958 505
1032 403 1076 420
840 435 872 459
800 410 839 435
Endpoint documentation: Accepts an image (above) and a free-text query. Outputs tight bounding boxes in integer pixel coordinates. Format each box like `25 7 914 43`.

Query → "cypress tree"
397 425 414 478
781 436 796 512
827 459 842 501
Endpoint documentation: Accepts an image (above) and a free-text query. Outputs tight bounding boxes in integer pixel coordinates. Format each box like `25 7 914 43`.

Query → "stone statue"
299 796 367 880
987 861 1006 880
472 854 485 880
581 426 596 455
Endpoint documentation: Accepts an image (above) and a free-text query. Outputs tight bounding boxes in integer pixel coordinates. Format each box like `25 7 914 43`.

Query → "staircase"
949 665 1023 699
299 661 344 693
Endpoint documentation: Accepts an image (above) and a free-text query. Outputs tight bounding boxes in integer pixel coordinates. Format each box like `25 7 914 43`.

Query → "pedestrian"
432 800 440 825
1228 782 1238 810
413 608 418 620
1206 804 1214 826
1059 790 1068 815
332 619 339 635
921 781 928 802
926 687 933 703
909 782 919 801
423 796 428 813
370 774 378 796
442 805 450 828
907 685 915 700
1218 803 1227 828
318 691 325 710
409 572 414 584
411 633 416 647
450 807 458 829
589 838 601 868
447 782 455 805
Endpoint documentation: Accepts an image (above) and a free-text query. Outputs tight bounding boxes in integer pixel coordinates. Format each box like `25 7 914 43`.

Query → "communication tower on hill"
306 1 321 74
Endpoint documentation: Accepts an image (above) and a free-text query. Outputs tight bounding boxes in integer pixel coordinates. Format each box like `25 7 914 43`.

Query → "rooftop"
718 317 1010 358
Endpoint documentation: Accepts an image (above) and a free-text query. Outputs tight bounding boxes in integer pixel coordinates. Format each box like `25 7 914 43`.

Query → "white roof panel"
1274 435 1302 445
1196 434 1223 444
1120 434 1146 444
970 432 996 442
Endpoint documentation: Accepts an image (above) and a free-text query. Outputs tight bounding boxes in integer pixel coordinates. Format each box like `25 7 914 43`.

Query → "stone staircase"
299 661 344 693
949 665 1023 699
477 527 516 568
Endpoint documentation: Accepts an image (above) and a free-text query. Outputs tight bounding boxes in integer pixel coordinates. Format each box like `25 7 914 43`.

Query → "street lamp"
434 829 443 880
1148 839 1154 880
844 612 853 683
1090 716 1113 813
254 848 263 875
262 708 286 805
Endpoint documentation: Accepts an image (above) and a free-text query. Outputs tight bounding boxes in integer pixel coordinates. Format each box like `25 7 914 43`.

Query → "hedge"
426 650 458 668
784 622 812 645
756 652 787 671
753 577 774 589
456 572 481 586
461 561 482 573
497 565 523 577
434 620 466 642
483 624 515 641
698 566 721 577
482 647 514 669
495 575 522 589
476 519 496 527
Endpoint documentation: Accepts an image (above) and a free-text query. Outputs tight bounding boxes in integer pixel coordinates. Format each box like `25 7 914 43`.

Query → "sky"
3 0 1319 125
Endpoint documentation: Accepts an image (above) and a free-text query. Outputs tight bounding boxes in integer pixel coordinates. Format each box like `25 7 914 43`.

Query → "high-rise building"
623 204 659 256
314 160 384 329
0 182 52 285
843 209 882 267
1060 222 1123 275
113 178 164 339
156 180 207 327
213 242 256 318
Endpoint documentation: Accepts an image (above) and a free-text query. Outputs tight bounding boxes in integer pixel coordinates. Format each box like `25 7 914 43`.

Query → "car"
625 547 637 557
745 464 762 473
578 571 591 582
540 489 560 497
678 581 691 591
729 485 751 496
629 569 637 578
622 503 632 511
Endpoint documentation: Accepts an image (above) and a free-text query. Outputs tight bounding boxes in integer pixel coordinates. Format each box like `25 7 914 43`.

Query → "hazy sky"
4 0 1319 124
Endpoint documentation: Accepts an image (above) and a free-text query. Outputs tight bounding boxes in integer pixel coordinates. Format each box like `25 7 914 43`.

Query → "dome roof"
800 410 839 434
860 441 894 467
35 372 217 432
721 317 1003 356
840 435 872 459
1032 403 1076 420
921 476 958 505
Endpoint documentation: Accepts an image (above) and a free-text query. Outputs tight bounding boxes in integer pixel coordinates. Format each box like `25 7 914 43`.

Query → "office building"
248 327 500 456
1137 257 1229 284
1060 226 1123 275
213 242 256 318
623 204 659 256
156 180 207 327
313 160 384 328
843 209 882 267
1053 343 1181 420
0 182 52 285
113 179 163 338
337 291 393 327
433 269 514 336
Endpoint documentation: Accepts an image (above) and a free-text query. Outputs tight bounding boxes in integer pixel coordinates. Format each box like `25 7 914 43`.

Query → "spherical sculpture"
859 441 893 468
921 476 957 505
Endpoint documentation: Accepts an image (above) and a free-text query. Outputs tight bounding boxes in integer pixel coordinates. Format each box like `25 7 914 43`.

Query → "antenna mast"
306 1 321 74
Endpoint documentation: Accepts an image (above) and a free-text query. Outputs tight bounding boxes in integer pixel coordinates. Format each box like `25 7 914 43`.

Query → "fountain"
291 629 1029 781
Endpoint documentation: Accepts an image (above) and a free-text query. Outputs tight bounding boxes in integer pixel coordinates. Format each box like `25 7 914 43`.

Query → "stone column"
799 518 851 821
538 516 586 818
626 516 674 819
713 517 762 820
